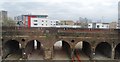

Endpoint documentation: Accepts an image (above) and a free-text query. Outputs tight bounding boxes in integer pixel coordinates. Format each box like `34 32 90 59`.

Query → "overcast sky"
0 0 119 22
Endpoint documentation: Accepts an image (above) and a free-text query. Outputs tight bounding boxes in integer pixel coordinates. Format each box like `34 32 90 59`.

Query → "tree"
2 17 16 27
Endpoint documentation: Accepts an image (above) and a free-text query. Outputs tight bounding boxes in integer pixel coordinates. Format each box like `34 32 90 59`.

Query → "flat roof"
22 14 48 16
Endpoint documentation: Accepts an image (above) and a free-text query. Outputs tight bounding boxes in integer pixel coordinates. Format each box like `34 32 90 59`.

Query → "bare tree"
2 17 16 27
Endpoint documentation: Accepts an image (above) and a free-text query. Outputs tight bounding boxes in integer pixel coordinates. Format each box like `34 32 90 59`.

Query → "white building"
88 23 96 28
49 20 59 27
15 14 60 27
0 10 7 21
30 17 49 27
88 22 109 29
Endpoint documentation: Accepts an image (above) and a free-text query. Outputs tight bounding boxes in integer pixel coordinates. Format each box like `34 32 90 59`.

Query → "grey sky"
0 0 119 22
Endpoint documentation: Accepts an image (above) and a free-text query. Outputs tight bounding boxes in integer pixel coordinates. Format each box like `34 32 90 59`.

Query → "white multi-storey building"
30 17 49 27
88 22 109 29
15 14 60 27
49 20 59 27
0 10 7 21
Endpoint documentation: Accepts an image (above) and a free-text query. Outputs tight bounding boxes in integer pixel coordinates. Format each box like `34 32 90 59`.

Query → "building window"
42 20 44 22
34 23 38 25
97 25 99 28
46 24 47 26
56 21 58 23
42 24 43 25
34 20 37 22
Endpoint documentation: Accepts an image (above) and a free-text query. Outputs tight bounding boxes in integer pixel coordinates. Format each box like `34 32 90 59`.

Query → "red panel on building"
28 16 31 28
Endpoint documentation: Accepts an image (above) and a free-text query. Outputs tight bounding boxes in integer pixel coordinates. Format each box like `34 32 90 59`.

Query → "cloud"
0 0 119 22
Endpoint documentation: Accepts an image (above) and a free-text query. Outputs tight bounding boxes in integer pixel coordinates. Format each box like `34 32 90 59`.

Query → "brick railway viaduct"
1 27 120 61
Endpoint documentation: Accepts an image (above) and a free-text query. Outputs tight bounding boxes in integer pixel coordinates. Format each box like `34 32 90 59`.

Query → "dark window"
34 24 38 25
34 20 37 22
97 25 99 28
56 21 58 23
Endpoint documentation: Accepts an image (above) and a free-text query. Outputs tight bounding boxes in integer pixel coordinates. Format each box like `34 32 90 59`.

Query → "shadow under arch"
53 40 71 60
115 43 120 59
74 41 91 60
95 42 112 59
3 40 22 60
25 40 44 60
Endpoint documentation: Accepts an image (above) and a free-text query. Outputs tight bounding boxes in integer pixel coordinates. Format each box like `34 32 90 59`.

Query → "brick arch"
52 40 72 49
24 39 44 48
95 42 112 50
95 41 112 48
114 43 120 59
24 39 44 60
3 39 22 59
74 40 91 47
75 41 92 57
4 39 20 44
4 39 21 48
4 39 20 46
52 40 72 59
95 42 112 58
115 42 120 48
74 41 82 48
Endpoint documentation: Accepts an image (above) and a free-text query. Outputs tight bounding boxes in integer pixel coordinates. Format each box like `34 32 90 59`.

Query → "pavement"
27 49 44 60
5 53 21 60
94 53 112 60
53 46 70 60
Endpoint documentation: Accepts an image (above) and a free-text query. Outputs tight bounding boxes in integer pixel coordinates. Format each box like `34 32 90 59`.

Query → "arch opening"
115 43 120 59
53 40 71 60
25 40 44 60
74 41 91 60
4 40 22 60
95 42 112 60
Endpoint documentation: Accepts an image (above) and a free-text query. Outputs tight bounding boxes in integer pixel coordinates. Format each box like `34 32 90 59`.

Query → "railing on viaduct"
1 26 120 61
